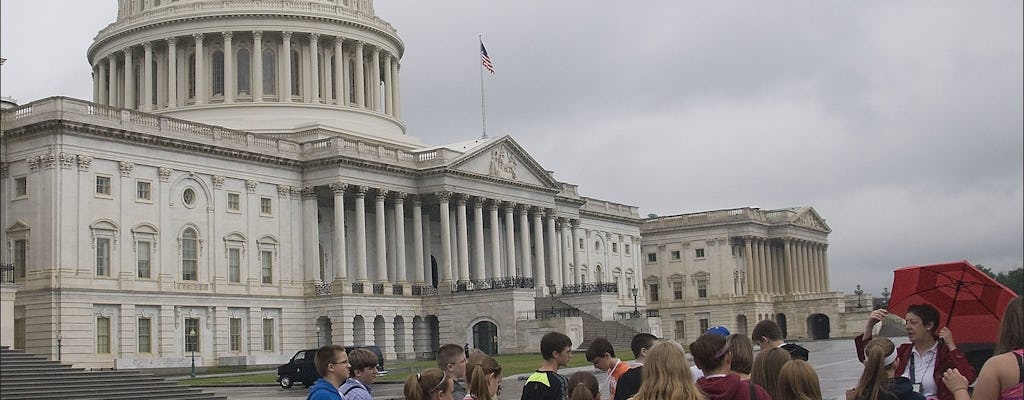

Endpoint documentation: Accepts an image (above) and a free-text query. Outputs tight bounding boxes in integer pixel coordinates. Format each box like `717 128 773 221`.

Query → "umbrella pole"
945 268 968 329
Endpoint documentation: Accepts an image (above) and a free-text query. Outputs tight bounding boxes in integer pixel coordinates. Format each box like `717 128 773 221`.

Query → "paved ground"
204 337 893 400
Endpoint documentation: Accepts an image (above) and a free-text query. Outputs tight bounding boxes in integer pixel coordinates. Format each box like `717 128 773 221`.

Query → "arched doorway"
472 321 499 355
806 314 830 340
775 313 788 339
430 256 439 288
736 314 748 336
316 316 333 345
427 315 440 359
353 315 366 346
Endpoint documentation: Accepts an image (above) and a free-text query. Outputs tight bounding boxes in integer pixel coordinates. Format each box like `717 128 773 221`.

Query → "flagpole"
479 35 488 139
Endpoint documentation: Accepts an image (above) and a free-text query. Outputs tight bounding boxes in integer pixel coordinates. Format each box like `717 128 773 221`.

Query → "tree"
977 264 1024 296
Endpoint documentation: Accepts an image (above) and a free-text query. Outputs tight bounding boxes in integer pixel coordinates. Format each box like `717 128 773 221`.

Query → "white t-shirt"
901 342 939 396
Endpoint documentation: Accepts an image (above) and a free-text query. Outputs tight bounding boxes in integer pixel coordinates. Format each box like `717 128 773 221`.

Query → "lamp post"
316 326 321 347
881 287 890 308
188 329 197 379
57 335 63 362
854 284 864 308
547 281 556 317
631 285 639 318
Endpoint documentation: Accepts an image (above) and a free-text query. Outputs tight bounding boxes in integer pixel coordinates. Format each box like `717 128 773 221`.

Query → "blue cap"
707 326 731 336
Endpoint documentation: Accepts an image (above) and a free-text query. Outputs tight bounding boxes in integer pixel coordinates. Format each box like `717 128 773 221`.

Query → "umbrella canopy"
888 260 1017 344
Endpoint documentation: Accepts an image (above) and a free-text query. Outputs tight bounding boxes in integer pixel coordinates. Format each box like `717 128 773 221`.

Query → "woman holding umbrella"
856 303 977 400
941 295 1023 400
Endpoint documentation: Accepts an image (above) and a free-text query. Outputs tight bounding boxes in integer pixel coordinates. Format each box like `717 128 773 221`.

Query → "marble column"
371 47 381 111
194 33 206 105
456 195 470 283
354 186 368 283
353 41 365 108
783 239 794 295
98 61 108 105
489 202 502 280
375 189 389 284
281 32 292 101
546 211 560 290
334 36 345 105
518 206 532 279
383 52 393 115
309 33 320 103
759 238 770 294
744 237 756 294
412 197 425 284
472 198 486 281
799 241 809 293
821 244 830 292
252 31 263 102
142 42 153 111
166 38 177 108
330 182 348 287
394 192 407 288
570 220 581 285
391 57 401 118
223 31 234 103
125 47 135 109
533 207 547 295
503 203 517 278
559 219 572 288
302 188 319 283
437 192 453 283
108 54 119 107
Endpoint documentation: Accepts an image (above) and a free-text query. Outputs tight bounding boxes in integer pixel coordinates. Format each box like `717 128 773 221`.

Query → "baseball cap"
707 326 731 336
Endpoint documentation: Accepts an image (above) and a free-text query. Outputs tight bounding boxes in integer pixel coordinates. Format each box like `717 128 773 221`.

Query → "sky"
1 1 1022 296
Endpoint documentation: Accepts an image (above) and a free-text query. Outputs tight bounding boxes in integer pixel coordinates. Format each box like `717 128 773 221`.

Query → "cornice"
579 208 643 225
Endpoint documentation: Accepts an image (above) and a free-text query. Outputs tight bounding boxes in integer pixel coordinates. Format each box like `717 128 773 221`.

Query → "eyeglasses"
329 360 350 366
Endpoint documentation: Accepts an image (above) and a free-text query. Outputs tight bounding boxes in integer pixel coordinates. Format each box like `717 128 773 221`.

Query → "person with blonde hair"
567 371 599 400
404 367 454 400
463 349 502 400
846 338 923 400
751 347 791 400
630 340 705 400
727 334 755 381
778 360 823 400
942 295 1024 400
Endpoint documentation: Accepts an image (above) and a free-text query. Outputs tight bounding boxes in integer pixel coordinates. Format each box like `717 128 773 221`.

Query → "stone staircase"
0 347 227 400
537 297 638 352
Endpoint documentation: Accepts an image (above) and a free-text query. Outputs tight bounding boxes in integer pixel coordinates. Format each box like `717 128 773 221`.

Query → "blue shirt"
307 378 343 400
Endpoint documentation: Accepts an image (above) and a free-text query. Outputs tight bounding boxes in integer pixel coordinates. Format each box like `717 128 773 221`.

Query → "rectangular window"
227 192 240 211
646 253 657 263
96 238 111 276
695 248 706 259
184 318 200 352
260 197 272 215
673 282 683 300
671 250 681 260
261 250 273 284
136 180 151 200
649 283 659 302
578 238 584 250
96 175 112 196
13 239 26 280
612 243 618 253
624 244 631 255
137 241 151 278
262 318 275 351
15 177 28 197
138 317 152 353
97 316 111 354
674 320 685 340
229 318 242 351
698 280 708 298
228 248 241 283
699 315 710 334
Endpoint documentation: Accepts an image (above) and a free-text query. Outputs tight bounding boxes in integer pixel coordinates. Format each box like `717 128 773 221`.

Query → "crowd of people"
303 296 1022 400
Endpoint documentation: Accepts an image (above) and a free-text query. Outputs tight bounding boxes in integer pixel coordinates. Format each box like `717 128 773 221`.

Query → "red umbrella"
888 260 1017 344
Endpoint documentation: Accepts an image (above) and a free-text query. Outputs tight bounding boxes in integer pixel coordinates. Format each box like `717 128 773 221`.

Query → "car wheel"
279 376 293 389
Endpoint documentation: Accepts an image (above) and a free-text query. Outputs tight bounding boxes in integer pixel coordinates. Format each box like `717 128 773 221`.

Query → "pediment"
446 136 561 190
791 207 831 233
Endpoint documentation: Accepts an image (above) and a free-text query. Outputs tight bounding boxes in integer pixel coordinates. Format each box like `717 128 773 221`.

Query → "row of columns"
302 185 605 296
92 30 400 117
742 237 829 295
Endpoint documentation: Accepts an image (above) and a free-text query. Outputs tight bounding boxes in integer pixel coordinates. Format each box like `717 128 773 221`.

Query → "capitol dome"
87 0 412 144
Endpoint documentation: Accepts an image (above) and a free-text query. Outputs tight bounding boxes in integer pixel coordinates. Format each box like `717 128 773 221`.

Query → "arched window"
262 49 276 95
290 50 301 96
211 50 225 96
237 48 251 95
188 53 196 99
182 228 198 280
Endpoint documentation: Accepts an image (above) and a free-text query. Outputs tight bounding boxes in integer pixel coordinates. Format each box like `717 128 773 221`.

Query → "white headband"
883 347 898 366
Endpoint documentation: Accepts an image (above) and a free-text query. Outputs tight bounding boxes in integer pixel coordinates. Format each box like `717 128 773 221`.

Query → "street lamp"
547 281 557 316
57 335 63 362
316 326 321 347
188 329 197 379
881 287 891 308
631 285 639 318
854 284 864 308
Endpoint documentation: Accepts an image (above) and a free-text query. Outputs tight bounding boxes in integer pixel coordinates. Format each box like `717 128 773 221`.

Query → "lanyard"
908 347 935 384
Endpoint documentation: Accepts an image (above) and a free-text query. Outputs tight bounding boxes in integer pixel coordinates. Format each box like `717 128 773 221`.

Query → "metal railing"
392 284 404 295
351 282 364 294
372 283 385 295
560 282 618 295
314 282 331 296
451 276 535 293
412 285 438 296
534 308 581 319
1 263 14 284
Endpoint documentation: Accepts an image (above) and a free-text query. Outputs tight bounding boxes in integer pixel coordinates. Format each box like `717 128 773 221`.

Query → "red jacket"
854 334 976 400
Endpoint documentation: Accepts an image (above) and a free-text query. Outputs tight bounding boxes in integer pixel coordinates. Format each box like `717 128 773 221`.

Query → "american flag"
480 41 495 74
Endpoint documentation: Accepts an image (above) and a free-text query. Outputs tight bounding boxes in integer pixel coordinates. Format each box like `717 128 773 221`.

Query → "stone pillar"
394 192 407 288
302 187 319 284
194 33 206 105
383 51 393 115
354 186 368 283
375 189 389 284
798 241 808 294
371 47 381 111
98 61 108 105
166 38 177 108
783 239 794 295
125 47 135 109
456 195 470 283
489 202 501 280
518 206 532 279
353 41 365 108
392 57 401 118
142 42 153 111
570 220 581 285
758 238 770 294
108 54 119 107
503 203 517 278
412 197 425 284
547 212 560 289
744 237 756 294
437 192 454 283
252 31 263 102
309 33 320 103
330 182 348 288
559 219 572 288
472 198 486 281
533 207 547 296
223 31 234 103
281 32 292 101
334 36 345 105
821 244 830 292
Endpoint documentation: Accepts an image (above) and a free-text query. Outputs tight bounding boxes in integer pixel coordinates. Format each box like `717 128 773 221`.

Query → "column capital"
455 193 468 206
167 37 177 47
531 205 545 214
489 200 501 212
353 40 364 49
353 185 368 198
252 30 263 39
222 31 233 40
282 31 292 40
571 219 581 228
310 32 320 41
335 35 346 45
472 196 486 208
393 191 406 203
518 204 531 214
504 201 517 211
435 190 452 203
143 41 152 50
123 46 133 56
409 194 421 206
302 187 317 200
193 32 204 41
545 208 557 219
375 188 389 201
329 181 348 195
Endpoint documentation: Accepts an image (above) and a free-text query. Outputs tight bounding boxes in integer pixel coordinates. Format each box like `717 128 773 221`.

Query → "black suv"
276 345 387 388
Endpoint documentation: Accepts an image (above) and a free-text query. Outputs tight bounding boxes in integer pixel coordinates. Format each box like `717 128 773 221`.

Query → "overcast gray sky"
2 1 1021 296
